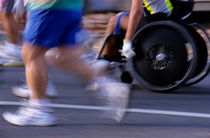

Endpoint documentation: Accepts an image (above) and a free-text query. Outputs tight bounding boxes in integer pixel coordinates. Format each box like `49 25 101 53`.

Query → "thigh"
119 14 129 31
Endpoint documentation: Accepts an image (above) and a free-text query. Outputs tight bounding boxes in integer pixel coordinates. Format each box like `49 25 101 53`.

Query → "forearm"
125 1 143 40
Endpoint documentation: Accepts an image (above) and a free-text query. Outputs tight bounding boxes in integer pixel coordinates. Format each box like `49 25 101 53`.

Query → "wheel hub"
147 45 173 70
156 53 166 61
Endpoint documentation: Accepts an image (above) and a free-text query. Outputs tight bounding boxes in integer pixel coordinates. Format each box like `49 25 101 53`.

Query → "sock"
29 98 52 111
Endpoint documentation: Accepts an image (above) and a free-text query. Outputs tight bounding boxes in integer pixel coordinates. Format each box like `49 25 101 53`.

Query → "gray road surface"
0 66 210 138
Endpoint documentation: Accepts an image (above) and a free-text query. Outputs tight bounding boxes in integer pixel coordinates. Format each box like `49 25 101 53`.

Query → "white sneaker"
0 42 23 66
97 79 130 123
12 81 58 98
86 81 102 92
84 58 110 75
85 60 110 92
2 101 57 126
1 58 24 66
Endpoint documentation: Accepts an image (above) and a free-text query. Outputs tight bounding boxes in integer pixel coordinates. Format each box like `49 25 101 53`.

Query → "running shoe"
0 58 24 66
85 59 110 92
0 41 23 66
86 81 100 92
2 100 57 126
97 78 130 123
12 81 58 98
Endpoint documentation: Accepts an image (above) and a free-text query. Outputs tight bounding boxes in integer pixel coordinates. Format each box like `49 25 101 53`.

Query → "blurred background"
82 0 210 46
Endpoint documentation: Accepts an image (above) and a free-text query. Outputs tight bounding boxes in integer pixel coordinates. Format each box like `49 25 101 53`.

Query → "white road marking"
1 101 210 118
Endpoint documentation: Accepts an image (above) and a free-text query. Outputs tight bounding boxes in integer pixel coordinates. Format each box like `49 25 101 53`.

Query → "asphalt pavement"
1 62 210 138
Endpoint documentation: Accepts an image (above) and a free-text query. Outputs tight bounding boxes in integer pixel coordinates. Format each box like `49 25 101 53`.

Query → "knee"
22 46 46 64
107 12 126 31
107 15 117 29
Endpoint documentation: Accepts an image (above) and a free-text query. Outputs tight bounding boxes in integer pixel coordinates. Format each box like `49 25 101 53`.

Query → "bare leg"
105 13 129 36
48 46 96 82
22 44 48 99
13 12 26 30
0 11 21 44
3 43 57 127
102 13 129 56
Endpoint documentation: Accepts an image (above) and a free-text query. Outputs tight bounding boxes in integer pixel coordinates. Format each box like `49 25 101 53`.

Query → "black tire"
129 21 198 92
184 24 210 86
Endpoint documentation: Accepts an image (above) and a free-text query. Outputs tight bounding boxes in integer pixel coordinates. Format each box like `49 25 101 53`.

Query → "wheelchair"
97 0 210 92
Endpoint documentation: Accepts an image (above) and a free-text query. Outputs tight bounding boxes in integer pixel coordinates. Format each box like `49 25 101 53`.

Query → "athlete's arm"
124 0 143 41
122 0 143 58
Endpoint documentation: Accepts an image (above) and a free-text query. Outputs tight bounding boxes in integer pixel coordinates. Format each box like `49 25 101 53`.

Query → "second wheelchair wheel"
129 21 198 92
184 24 210 86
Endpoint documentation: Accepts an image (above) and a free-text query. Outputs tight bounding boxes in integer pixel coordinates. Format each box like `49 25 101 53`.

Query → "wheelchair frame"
97 1 210 92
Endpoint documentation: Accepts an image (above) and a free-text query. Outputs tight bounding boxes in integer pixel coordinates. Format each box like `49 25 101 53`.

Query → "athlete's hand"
121 39 136 59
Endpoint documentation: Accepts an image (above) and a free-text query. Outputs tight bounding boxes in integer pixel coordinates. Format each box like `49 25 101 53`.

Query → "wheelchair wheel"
184 24 210 86
129 21 198 92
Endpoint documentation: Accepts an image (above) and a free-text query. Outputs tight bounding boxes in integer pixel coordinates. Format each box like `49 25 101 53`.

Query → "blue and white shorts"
23 9 83 49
